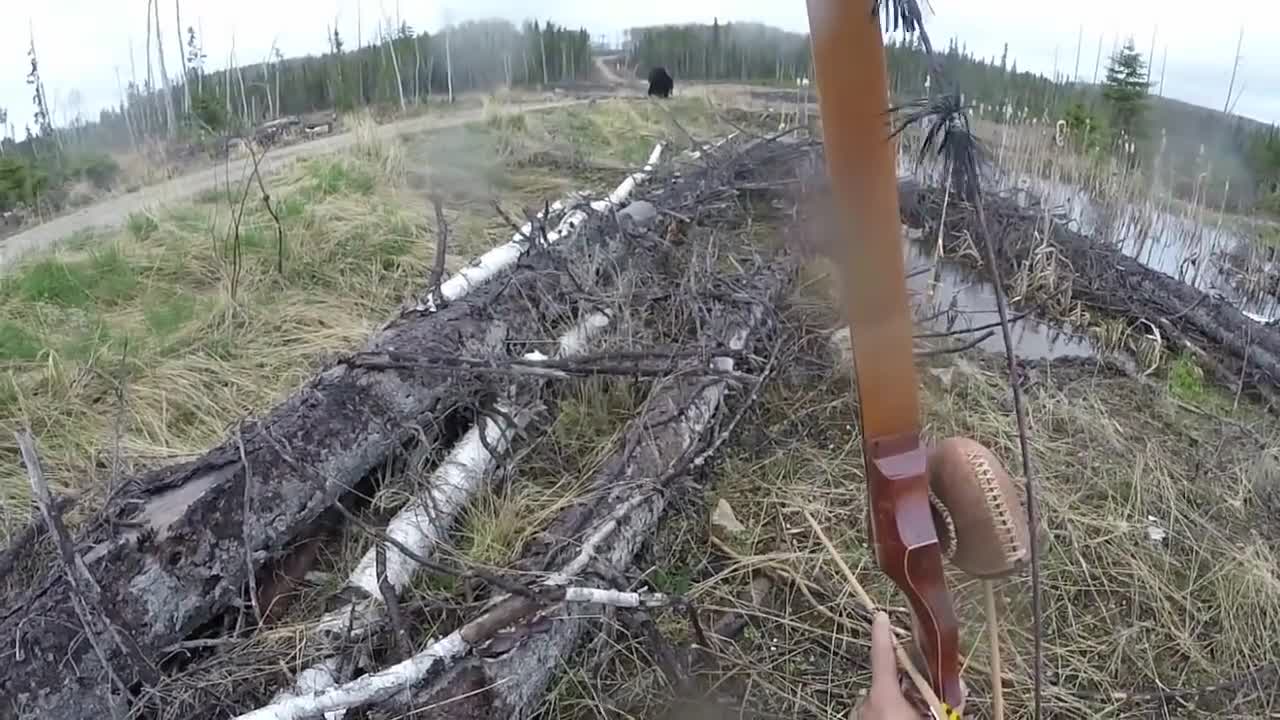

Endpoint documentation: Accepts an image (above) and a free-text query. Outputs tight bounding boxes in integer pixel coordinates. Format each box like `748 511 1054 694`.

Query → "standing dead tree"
152 0 177 137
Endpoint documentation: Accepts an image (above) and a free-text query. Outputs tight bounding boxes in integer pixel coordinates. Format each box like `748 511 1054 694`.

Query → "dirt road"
0 98 583 270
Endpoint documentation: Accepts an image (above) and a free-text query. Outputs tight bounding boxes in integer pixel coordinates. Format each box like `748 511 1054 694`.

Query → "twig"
347 348 754 384
236 426 264 627
375 543 412 662
915 329 995 356
800 509 948 720
984 580 1005 720
914 312 1029 338
971 195 1043 719
15 431 160 692
246 142 285 275
428 196 449 307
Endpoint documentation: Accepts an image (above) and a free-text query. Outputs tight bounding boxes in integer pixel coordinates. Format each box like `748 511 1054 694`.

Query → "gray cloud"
1 0 1274 139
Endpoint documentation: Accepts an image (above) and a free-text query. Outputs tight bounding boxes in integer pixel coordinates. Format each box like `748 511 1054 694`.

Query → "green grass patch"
3 245 139 309
126 212 159 242
1168 353 1208 405
0 322 42 362
310 159 376 196
143 291 197 336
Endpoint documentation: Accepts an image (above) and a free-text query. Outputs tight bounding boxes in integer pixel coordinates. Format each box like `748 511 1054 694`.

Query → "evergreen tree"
1101 38 1150 141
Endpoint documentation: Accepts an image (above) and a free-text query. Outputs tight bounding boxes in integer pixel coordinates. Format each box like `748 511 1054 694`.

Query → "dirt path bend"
0 98 583 270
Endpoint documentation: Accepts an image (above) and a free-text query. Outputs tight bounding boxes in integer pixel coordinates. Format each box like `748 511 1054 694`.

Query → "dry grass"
526 274 1280 719
0 98 726 541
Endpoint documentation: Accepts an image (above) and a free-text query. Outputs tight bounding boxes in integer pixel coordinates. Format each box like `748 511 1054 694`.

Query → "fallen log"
379 261 792 720
266 311 613 707
233 261 788 720
0 150 666 719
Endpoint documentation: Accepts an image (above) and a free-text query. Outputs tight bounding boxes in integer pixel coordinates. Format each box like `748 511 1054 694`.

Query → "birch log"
418 143 664 313
0 158 665 720
268 312 612 710
233 262 792 720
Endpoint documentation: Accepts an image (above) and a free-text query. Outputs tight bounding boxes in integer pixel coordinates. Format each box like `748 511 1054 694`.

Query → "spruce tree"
1102 38 1150 141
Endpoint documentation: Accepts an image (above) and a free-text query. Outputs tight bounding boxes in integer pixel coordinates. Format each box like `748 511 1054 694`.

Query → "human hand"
855 612 924 720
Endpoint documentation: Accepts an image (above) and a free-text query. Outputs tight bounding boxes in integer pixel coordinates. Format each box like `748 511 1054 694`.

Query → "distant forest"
2 16 1279 217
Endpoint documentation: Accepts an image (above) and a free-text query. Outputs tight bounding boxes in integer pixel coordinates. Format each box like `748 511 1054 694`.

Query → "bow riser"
867 433 963 708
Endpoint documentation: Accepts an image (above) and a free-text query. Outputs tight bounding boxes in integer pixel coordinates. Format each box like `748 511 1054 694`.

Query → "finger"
868 611 901 694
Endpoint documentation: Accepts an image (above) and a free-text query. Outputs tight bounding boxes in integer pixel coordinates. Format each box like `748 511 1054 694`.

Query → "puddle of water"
903 227 1098 360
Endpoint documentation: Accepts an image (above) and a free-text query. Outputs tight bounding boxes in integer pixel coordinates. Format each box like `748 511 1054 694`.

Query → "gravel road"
0 98 582 270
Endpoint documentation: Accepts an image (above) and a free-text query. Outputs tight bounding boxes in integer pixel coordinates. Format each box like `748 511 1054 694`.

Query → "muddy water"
894 148 1280 358
903 226 1098 360
1010 176 1280 321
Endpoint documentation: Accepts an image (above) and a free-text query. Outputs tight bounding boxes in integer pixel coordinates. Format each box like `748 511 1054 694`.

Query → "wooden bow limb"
804 0 964 714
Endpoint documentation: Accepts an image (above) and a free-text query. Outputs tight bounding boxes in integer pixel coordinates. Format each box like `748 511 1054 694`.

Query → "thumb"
868 611 901 695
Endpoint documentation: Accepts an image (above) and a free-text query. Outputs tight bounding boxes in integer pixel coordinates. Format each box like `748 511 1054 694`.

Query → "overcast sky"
2 0 1276 138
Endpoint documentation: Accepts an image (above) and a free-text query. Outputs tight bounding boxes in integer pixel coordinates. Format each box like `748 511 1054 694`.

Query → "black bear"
647 67 674 98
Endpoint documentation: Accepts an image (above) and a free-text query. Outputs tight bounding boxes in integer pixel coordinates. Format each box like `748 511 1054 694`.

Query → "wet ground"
895 151 1280 362
904 226 1099 360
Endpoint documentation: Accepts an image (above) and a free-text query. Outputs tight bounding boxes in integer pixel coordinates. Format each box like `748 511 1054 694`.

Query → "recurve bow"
804 0 964 716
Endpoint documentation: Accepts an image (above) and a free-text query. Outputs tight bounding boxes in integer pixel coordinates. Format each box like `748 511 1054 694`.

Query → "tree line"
0 17 593 216
4 17 1279 219
625 22 1280 216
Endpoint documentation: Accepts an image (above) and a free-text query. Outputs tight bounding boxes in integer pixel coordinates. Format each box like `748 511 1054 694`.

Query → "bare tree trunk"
413 36 422 104
425 54 434 101
145 0 156 135
1223 27 1244 114
385 30 406 111
224 49 233 127
115 66 140 153
235 41 249 124
357 0 364 103
539 30 549 86
445 27 454 103
175 0 191 114
152 0 177 137
198 17 205 96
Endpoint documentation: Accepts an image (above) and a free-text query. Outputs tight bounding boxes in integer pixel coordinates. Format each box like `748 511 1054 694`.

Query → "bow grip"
866 431 965 714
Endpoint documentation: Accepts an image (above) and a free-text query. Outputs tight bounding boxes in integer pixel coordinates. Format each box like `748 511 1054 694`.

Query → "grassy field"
0 97 728 539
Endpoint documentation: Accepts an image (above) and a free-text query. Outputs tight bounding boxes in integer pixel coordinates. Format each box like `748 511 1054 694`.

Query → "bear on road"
647 67 674 98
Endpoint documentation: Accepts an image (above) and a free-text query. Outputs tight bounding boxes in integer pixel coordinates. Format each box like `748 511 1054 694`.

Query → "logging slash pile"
5 115 1280 720
0 132 816 719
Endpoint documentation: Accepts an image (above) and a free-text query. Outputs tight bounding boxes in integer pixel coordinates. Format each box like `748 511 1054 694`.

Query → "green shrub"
67 152 121 191
1168 354 1207 405
127 212 160 242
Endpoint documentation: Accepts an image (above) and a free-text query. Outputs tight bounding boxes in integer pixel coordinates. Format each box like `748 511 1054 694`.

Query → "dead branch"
428 196 449 308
